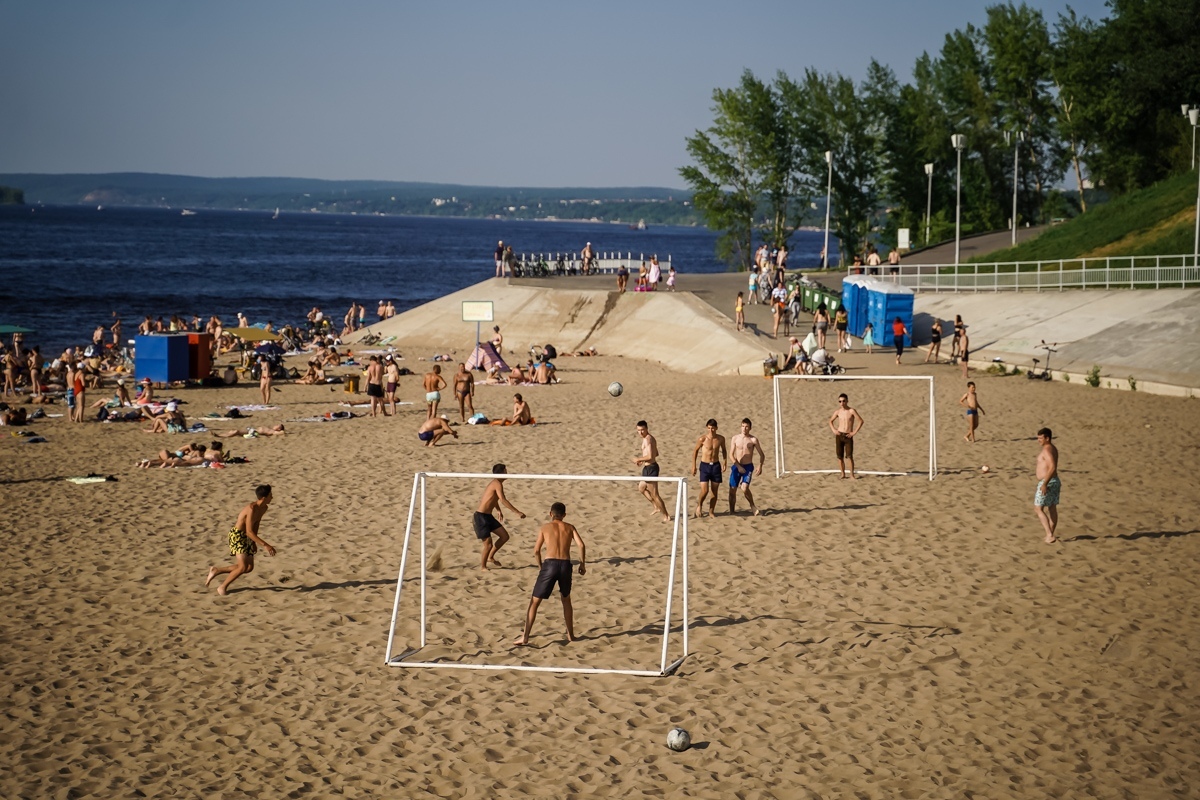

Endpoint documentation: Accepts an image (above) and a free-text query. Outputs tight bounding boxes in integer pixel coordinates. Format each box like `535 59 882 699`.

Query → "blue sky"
1 1 1109 188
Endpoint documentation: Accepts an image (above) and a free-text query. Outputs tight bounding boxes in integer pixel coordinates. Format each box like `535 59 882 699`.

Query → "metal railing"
512 252 671 277
895 254 1200 292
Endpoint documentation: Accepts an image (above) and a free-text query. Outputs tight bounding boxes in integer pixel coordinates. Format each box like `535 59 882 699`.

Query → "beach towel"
226 404 278 412
66 474 118 484
466 341 510 373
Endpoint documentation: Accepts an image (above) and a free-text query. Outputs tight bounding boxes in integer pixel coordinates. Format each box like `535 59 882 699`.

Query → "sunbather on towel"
214 424 286 438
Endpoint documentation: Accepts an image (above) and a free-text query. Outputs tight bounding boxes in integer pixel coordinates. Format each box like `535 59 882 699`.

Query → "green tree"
1050 8 1105 212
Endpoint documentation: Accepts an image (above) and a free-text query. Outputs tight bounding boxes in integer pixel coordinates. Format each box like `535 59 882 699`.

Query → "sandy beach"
2 339 1199 798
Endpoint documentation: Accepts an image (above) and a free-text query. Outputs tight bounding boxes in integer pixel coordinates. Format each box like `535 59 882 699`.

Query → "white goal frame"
772 374 937 480
385 471 691 677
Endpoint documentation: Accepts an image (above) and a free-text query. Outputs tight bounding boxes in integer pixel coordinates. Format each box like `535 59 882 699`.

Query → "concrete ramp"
353 279 772 376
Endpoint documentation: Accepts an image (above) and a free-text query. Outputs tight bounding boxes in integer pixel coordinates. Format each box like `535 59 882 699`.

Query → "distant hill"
971 170 1199 263
0 185 23 204
0 172 699 225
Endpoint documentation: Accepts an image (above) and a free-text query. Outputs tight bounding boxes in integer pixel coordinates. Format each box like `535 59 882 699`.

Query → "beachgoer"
384 355 400 417
634 420 670 522
491 326 504 354
959 381 986 442
494 241 505 277
814 304 830 350
666 265 676 291
366 356 386 418
1034 427 1061 544
533 359 556 385
893 317 909 365
647 256 661 289
835 307 849 352
422 364 446 419
952 315 965 361
828 393 865 479
417 415 457 446
887 247 901 280
474 463 526 570
205 485 276 596
866 247 882 275
453 362 475 422
72 362 86 423
581 241 595 275
728 418 765 515
214 424 286 437
748 268 759 305
616 263 628 293
959 326 971 378
862 322 875 354
258 354 273 404
691 418 728 518
771 283 788 338
503 393 533 425
515 502 586 646
735 291 745 331
924 319 943 364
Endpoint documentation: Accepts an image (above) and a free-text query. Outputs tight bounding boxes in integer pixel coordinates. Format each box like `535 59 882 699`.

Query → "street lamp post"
924 163 934 246
1186 105 1197 169
1191 108 1200 264
951 134 966 265
823 150 833 269
1005 130 1025 247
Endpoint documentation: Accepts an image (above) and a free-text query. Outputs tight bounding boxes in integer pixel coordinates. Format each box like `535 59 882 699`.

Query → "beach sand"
2 343 1198 798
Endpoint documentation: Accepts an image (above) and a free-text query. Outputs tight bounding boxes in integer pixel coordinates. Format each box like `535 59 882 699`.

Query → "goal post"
385 471 691 677
772 374 937 480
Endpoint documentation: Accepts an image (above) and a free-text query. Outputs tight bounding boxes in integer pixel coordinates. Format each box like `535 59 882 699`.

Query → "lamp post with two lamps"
1184 104 1198 170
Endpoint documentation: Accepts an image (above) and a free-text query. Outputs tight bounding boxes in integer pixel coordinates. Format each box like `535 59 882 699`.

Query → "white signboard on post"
461 301 494 322
898 228 911 250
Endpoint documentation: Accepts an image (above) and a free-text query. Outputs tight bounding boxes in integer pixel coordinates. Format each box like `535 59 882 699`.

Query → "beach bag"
803 332 817 355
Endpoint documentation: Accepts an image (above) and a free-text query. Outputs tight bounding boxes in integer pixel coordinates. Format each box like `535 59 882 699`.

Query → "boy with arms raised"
515 502 587 646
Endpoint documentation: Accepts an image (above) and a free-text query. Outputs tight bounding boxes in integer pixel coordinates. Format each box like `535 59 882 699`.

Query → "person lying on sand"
213 424 286 438
139 441 225 468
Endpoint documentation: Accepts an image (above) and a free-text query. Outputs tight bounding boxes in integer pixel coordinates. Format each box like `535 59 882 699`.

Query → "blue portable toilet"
842 276 871 338
865 282 914 348
136 334 191 384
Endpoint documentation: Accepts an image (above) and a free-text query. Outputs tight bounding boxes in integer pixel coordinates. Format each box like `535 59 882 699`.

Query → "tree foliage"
681 0 1200 264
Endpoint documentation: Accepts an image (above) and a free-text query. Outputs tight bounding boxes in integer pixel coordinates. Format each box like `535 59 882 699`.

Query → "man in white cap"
581 241 595 275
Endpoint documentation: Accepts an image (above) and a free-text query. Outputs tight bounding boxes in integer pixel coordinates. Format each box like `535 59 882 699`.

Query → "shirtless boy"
453 363 475 422
959 381 986 442
728 418 765 515
690 418 728 518
474 463 526 570
423 365 446 419
828 394 865 479
634 420 670 522
417 415 458 446
205 484 276 595
366 356 385 418
1034 427 1061 544
515 502 587 646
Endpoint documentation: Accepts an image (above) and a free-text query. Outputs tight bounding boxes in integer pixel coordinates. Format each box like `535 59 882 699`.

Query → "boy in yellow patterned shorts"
206 484 276 595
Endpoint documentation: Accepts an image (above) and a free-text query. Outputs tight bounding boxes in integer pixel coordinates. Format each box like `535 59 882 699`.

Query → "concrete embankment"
350 278 773 376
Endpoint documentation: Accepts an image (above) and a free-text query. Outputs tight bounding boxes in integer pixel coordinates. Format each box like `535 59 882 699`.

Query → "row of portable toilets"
840 277 914 347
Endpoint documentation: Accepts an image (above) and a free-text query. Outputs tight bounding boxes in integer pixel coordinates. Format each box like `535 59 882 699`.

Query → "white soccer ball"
666 727 691 752
981 465 990 473
608 381 624 397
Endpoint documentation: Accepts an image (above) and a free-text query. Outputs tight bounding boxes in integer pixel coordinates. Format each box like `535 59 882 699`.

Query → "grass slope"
970 170 1198 264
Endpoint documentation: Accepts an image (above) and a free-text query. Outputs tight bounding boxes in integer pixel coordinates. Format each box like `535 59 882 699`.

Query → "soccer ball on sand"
608 381 624 398
666 727 691 752
980 465 991 473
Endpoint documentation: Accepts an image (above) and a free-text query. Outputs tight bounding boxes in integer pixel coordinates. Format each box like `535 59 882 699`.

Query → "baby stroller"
809 348 845 377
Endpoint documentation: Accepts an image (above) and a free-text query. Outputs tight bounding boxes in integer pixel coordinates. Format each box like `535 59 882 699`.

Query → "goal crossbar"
772 374 937 480
385 471 690 677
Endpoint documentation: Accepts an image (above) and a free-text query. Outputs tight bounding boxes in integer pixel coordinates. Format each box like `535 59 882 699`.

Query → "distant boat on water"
272 207 280 219
629 219 647 231
181 209 197 216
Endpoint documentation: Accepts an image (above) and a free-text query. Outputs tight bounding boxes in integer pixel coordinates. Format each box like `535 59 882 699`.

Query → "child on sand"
735 292 745 331
959 381 986 442
515 502 586 646
862 322 875 354
206 484 276 595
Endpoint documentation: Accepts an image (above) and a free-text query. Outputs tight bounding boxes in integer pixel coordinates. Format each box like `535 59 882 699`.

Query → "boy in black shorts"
473 464 525 570
515 502 587 646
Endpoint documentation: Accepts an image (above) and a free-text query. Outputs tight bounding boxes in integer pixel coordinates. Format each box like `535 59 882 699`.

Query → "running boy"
206 485 276 595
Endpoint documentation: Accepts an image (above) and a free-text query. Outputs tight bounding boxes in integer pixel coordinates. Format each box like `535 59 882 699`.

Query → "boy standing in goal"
828 394 865 479
474 464 526 570
515 502 587 646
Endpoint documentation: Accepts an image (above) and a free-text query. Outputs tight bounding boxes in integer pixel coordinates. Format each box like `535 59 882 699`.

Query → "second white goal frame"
385 471 691 677
773 374 938 480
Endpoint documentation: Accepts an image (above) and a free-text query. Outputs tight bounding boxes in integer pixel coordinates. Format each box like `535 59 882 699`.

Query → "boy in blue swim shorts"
727 418 765 516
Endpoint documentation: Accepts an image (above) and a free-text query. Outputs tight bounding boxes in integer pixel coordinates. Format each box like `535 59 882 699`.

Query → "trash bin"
344 375 360 393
